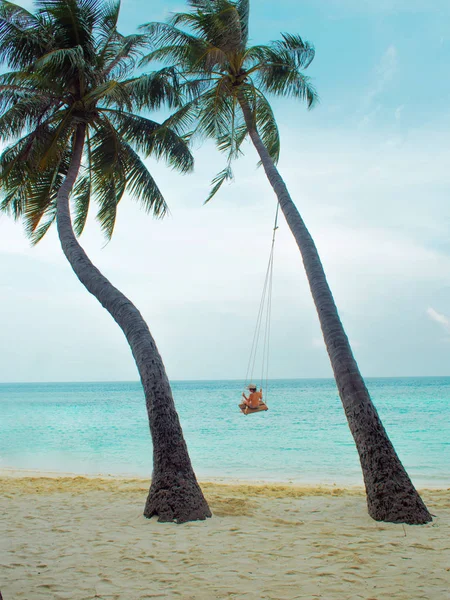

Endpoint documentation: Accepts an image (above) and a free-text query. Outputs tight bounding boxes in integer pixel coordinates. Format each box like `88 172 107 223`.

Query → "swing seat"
239 402 269 415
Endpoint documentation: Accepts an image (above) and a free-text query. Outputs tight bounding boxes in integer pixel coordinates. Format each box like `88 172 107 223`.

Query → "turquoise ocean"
1 377 449 486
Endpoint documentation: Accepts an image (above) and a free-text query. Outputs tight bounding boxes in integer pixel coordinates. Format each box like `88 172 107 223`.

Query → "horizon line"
1 375 450 385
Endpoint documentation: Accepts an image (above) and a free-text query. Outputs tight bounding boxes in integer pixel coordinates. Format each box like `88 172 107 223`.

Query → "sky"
1 0 450 382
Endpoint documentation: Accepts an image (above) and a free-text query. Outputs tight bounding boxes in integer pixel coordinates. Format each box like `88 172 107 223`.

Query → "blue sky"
1 0 450 382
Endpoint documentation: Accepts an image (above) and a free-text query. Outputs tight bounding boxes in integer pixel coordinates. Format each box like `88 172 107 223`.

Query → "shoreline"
0 466 448 490
0 469 448 498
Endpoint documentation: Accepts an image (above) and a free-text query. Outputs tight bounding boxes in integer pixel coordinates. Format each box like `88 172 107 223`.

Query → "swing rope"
243 202 280 403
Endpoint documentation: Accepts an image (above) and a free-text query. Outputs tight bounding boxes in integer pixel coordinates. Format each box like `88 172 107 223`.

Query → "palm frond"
0 96 57 140
160 96 202 137
254 91 280 162
89 118 170 237
88 117 131 237
0 187 29 219
122 69 183 110
105 109 193 173
0 131 37 182
0 1 38 26
72 132 92 236
72 173 91 235
94 175 122 238
95 0 120 56
35 45 86 73
140 22 207 70
122 142 168 218
102 32 147 78
84 80 133 111
239 84 280 163
36 0 102 56
179 1 244 53
217 120 247 160
273 33 315 69
236 0 249 47
194 79 235 140
0 1 49 68
205 164 233 203
97 0 120 39
24 162 64 237
29 207 57 244
0 69 62 94
252 44 318 107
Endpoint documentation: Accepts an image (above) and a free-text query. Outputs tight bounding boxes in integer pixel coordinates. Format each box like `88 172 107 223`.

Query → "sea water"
0 378 448 486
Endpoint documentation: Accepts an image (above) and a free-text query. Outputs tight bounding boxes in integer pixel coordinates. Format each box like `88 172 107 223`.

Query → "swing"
239 398 269 415
239 203 279 416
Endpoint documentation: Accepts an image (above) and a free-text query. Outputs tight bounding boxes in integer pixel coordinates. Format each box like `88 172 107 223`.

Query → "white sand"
0 475 449 599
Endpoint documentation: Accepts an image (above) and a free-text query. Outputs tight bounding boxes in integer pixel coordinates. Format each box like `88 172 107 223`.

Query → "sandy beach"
0 475 449 600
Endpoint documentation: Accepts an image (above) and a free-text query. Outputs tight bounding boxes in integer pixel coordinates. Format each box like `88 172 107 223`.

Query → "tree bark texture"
56 125 211 523
239 98 431 524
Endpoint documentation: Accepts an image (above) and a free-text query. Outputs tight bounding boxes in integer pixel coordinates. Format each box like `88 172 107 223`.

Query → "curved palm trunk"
239 100 431 524
56 125 211 523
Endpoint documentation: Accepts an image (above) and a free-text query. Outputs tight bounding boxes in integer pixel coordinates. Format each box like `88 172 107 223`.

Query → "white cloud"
360 45 398 127
426 308 450 335
2 120 450 381
372 46 398 97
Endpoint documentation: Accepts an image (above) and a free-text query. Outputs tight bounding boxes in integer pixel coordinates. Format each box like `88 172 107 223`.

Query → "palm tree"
0 0 211 523
141 0 431 524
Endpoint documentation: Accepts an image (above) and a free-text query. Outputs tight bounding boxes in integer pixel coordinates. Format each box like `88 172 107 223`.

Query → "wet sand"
0 475 449 599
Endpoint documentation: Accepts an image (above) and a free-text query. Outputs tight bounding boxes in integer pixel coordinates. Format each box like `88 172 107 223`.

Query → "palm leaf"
0 96 56 140
29 207 57 244
72 173 91 235
105 109 193 173
102 33 148 78
122 69 182 110
84 80 133 111
205 163 233 203
122 142 167 218
274 33 315 68
0 1 48 68
24 163 62 237
36 0 102 55
195 79 235 140
236 0 249 47
252 88 280 163
72 132 92 236
35 45 86 72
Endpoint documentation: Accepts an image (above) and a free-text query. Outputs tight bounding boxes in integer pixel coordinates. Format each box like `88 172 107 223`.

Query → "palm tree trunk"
56 124 211 523
239 98 431 524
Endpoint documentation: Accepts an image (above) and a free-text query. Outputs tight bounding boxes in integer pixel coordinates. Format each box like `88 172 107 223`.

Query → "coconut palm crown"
0 0 192 241
141 0 318 200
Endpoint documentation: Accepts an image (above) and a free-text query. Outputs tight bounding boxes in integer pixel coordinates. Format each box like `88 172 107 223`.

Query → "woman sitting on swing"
242 384 263 408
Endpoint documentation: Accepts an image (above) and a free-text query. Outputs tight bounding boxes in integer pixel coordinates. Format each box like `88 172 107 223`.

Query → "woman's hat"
247 384 257 390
